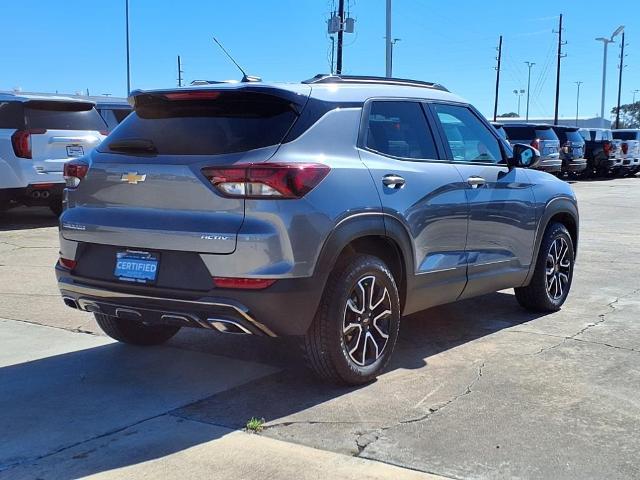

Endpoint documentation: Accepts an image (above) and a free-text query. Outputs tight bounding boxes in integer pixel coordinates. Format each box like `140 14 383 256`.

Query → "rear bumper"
56 265 324 337
0 183 64 207
562 158 587 173
538 158 562 173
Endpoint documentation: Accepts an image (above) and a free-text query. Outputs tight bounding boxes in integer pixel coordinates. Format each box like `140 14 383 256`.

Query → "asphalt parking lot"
1 177 639 479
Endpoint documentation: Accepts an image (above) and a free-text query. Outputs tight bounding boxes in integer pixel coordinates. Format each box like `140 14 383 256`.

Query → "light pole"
390 38 401 77
125 0 131 95
385 0 392 77
633 89 640 104
524 62 535 121
513 89 525 117
575 81 583 127
595 25 624 120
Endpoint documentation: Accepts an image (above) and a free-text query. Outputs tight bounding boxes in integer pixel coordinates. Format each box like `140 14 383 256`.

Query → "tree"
611 102 640 128
497 112 519 118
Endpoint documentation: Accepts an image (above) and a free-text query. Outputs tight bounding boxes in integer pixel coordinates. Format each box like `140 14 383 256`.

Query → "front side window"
433 104 503 163
365 101 438 160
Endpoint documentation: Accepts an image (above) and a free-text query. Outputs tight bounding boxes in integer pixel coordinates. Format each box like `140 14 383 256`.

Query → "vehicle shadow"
0 291 548 479
0 207 58 232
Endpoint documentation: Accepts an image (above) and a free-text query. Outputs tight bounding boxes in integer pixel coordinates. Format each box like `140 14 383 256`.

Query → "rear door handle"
382 174 406 189
467 176 486 188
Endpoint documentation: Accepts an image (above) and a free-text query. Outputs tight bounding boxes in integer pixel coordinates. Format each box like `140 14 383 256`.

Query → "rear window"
105 91 298 155
613 131 638 140
579 129 593 141
113 109 131 124
564 130 584 143
534 127 558 140
503 126 535 139
0 102 25 129
25 101 106 131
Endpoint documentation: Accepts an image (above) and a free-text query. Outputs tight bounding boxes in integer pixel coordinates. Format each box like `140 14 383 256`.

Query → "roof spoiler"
303 74 448 92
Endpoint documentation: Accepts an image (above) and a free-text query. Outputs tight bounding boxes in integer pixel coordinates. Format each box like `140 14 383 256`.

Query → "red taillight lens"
202 163 330 199
213 277 276 289
603 141 612 154
11 129 46 159
622 142 629 154
58 257 77 270
99 130 110 136
530 138 540 150
63 159 89 188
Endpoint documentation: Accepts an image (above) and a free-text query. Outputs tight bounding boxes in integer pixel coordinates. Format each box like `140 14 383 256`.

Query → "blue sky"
2 0 639 119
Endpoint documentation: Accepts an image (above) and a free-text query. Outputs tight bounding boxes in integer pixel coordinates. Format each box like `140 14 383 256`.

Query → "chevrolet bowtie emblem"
121 172 146 184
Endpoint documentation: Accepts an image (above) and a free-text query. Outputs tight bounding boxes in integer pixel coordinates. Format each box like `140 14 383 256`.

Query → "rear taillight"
213 277 276 289
63 159 89 188
622 142 629 154
603 141 612 154
201 163 330 199
11 129 46 159
99 130 110 136
58 257 77 270
530 138 540 150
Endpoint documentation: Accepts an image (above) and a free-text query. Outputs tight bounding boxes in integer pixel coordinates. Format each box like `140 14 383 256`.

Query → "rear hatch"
26 100 106 173
61 86 309 255
533 127 560 159
612 131 640 160
558 128 585 160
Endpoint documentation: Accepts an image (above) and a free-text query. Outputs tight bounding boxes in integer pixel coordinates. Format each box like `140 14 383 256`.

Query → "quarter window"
433 104 503 164
365 101 438 160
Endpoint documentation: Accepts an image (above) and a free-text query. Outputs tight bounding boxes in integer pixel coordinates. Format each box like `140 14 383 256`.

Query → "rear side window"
534 128 558 141
365 101 438 160
105 91 298 155
0 102 25 129
433 103 503 163
503 126 535 139
613 131 637 140
26 101 106 131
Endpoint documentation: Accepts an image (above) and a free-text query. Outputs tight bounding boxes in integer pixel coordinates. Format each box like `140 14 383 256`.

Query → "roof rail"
302 74 449 92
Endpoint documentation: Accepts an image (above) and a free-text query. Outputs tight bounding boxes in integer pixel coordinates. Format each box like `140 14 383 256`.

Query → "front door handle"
467 176 486 188
382 174 406 189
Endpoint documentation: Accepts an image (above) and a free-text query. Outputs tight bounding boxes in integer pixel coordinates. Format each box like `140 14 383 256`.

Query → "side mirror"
508 143 540 169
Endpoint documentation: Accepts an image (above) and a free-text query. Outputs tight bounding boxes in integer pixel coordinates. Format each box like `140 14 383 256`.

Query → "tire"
94 313 180 345
49 201 63 217
515 222 574 312
303 254 401 385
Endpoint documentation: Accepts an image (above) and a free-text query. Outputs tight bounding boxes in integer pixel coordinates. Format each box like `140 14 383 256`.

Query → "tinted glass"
113 109 131 124
503 126 536 139
564 130 584 143
613 131 637 140
366 101 438 160
433 103 503 163
493 125 507 140
0 102 25 129
579 129 593 141
105 92 297 155
26 101 106 131
535 127 558 141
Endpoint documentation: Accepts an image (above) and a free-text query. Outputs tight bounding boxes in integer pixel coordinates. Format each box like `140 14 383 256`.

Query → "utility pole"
177 55 183 87
525 61 535 122
336 0 345 74
615 31 626 129
553 14 566 125
385 0 392 77
125 0 131 95
493 35 502 122
596 25 624 120
330 37 335 74
575 81 582 127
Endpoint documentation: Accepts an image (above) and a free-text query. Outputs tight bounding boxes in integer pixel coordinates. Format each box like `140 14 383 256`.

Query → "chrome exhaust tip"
62 296 78 309
207 318 253 334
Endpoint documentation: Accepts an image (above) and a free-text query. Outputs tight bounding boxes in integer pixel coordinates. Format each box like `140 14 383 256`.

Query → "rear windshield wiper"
108 138 157 154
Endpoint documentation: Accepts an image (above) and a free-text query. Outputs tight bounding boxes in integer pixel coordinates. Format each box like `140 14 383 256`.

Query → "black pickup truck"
579 128 619 177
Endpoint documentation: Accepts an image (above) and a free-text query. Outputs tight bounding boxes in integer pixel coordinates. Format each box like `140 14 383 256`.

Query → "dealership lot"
1 178 639 479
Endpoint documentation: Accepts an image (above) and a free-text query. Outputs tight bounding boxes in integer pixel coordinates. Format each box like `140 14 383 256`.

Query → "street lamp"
633 89 639 104
513 89 525 117
595 25 624 120
575 81 583 127
390 38 401 76
524 62 535 121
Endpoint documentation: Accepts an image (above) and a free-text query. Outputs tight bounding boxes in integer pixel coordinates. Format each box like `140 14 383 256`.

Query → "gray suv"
56 75 579 385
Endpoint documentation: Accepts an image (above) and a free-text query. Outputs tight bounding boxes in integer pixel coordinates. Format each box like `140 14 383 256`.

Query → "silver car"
502 123 562 173
56 75 579 384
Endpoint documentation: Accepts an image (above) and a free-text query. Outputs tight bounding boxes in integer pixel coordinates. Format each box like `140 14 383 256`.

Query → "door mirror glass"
510 143 540 168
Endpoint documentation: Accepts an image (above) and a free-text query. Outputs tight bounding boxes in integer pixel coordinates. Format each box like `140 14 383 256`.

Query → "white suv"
612 129 640 175
0 93 106 215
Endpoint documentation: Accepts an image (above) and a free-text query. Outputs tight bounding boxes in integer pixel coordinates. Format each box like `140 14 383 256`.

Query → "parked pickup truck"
579 128 619 177
612 129 640 176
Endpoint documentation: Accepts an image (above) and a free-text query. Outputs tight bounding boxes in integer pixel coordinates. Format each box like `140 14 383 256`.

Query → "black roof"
502 123 554 129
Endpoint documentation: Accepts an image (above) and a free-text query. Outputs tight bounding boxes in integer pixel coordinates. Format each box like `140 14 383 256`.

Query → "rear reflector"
59 258 77 270
64 159 90 188
213 277 276 290
202 163 330 199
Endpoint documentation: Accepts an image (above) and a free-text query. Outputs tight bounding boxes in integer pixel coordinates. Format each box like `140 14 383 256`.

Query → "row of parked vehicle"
0 92 131 215
491 122 640 178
